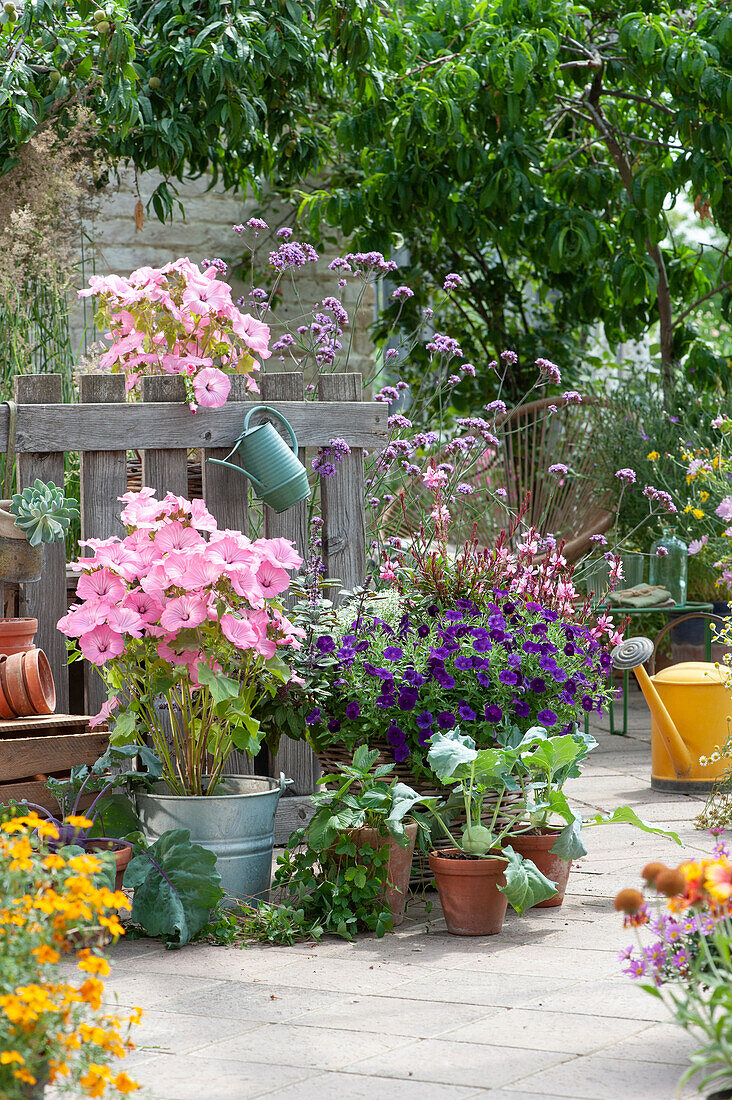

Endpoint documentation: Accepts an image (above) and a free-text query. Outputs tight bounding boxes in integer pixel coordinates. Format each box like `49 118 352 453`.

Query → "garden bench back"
4 371 386 793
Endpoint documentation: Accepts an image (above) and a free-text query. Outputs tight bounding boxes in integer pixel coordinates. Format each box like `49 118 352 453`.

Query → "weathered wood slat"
0 730 109 781
141 377 189 497
262 373 317 795
14 375 69 712
1 400 387 452
0 713 99 733
0 779 95 813
80 374 127 717
202 375 251 531
319 373 367 600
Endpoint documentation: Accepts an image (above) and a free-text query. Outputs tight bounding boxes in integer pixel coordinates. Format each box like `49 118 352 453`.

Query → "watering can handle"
243 405 299 455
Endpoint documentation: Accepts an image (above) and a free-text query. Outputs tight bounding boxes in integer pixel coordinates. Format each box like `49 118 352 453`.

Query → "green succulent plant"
9 479 80 547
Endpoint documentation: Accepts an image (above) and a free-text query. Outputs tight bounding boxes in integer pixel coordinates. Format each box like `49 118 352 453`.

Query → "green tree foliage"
0 0 383 219
294 0 732 398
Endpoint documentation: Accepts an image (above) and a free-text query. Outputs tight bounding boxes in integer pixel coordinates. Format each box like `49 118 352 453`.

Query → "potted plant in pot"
422 727 559 936
0 478 79 654
58 488 304 903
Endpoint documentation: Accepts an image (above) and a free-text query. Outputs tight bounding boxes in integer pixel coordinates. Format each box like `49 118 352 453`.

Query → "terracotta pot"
2 651 34 715
508 829 571 908
0 657 16 719
429 848 508 936
0 617 37 656
350 823 417 926
21 647 56 715
90 842 134 892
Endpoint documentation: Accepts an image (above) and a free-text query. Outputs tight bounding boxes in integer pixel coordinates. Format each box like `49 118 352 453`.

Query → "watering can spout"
206 456 265 494
611 638 693 778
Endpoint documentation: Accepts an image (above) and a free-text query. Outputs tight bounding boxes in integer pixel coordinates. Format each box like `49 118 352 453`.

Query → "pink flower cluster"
79 258 272 411
58 490 303 682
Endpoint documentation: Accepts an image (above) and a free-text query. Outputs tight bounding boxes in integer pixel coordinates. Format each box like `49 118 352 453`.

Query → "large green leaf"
427 728 477 780
124 829 223 947
498 847 559 914
550 816 587 860
584 806 683 847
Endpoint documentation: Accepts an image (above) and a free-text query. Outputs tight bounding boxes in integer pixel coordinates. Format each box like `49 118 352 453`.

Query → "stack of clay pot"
0 618 56 718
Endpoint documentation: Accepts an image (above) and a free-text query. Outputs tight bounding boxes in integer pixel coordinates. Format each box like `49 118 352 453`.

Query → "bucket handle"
243 405 299 455
279 772 294 794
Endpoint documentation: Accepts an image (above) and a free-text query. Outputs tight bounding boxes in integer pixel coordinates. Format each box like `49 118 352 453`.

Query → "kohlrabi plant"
424 727 559 913
9 478 79 546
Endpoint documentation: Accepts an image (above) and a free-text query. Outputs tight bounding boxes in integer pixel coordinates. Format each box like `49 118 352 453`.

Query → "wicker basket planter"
316 740 525 885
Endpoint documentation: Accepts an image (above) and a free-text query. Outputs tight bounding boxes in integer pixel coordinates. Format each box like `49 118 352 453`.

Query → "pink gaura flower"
160 594 209 632
256 559 291 597
76 568 126 604
193 367 231 408
79 624 125 665
221 613 258 650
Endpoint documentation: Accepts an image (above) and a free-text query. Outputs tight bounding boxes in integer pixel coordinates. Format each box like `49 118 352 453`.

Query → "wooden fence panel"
79 374 127 716
261 373 316 794
201 375 250 533
141 377 189 498
14 375 69 712
318 373 367 600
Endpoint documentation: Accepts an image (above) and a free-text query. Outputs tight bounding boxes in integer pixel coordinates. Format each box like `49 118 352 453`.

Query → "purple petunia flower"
499 669 519 686
394 743 410 763
345 701 360 720
416 710 434 729
458 704 476 721
513 700 531 719
529 677 547 693
437 711 456 729
484 703 503 723
537 708 558 726
383 646 403 660
305 708 322 725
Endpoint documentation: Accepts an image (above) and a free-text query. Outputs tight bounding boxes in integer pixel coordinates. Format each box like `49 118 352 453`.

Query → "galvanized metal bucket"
206 405 311 514
136 774 290 902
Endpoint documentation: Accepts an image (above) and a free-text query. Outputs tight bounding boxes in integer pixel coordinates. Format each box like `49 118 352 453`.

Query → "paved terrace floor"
96 688 714 1100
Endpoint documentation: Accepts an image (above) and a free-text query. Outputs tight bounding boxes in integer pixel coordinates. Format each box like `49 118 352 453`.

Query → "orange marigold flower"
13 1068 36 1085
114 1071 140 1094
77 954 111 977
78 977 104 1010
0 1051 25 1065
64 815 94 829
80 1064 112 1098
32 944 60 965
43 853 67 870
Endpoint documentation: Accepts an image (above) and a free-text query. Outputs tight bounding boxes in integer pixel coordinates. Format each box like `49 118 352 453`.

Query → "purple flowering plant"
304 587 618 780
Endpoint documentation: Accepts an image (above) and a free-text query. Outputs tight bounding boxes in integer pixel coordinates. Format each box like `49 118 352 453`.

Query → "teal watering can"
207 406 311 514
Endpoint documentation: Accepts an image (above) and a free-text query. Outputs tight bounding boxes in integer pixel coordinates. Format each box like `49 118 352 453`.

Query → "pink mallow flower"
80 625 125 665
89 696 120 729
193 367 231 408
220 613 258 650
256 559 291 597
160 594 209 633
76 568 127 604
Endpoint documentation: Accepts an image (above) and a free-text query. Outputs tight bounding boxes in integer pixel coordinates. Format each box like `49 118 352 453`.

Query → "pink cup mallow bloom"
160 594 209 632
256 559 291 597
256 536 303 571
89 695 120 729
76 568 127 604
221 613 259 649
80 625 125 665
192 367 231 408
154 520 206 554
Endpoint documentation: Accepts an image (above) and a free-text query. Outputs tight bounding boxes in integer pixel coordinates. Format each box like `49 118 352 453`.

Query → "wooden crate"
0 715 108 813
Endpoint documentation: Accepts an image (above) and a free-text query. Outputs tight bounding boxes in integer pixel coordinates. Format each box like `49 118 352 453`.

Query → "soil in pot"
350 823 417 926
429 848 508 936
0 617 37 656
509 829 570 908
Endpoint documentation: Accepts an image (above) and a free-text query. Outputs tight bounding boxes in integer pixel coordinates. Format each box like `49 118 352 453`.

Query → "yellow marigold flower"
99 914 126 936
647 451 660 460
700 491 710 502
13 1068 36 1085
36 820 60 840
129 1007 143 1026
65 814 95 829
1 816 30 834
684 504 694 513
0 1051 25 1065
48 1059 70 1083
79 1023 107 1045
68 854 103 875
43 853 66 870
693 508 705 519
80 1064 113 1098
114 1071 140 1094
32 944 60 965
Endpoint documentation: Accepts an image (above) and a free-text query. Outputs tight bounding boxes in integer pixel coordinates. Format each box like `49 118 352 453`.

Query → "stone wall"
71 168 375 381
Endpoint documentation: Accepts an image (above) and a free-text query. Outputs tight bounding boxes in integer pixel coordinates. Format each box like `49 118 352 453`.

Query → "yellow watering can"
612 637 732 793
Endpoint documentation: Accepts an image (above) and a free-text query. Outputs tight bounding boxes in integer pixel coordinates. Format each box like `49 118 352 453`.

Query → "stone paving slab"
90 696 713 1099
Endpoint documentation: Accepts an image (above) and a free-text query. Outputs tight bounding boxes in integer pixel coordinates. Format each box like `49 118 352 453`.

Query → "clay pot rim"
21 647 56 715
3 651 34 715
429 847 507 874
0 655 17 719
0 617 38 630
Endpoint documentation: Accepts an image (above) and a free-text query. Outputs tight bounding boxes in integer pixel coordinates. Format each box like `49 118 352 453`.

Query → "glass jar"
620 550 644 589
649 529 688 605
